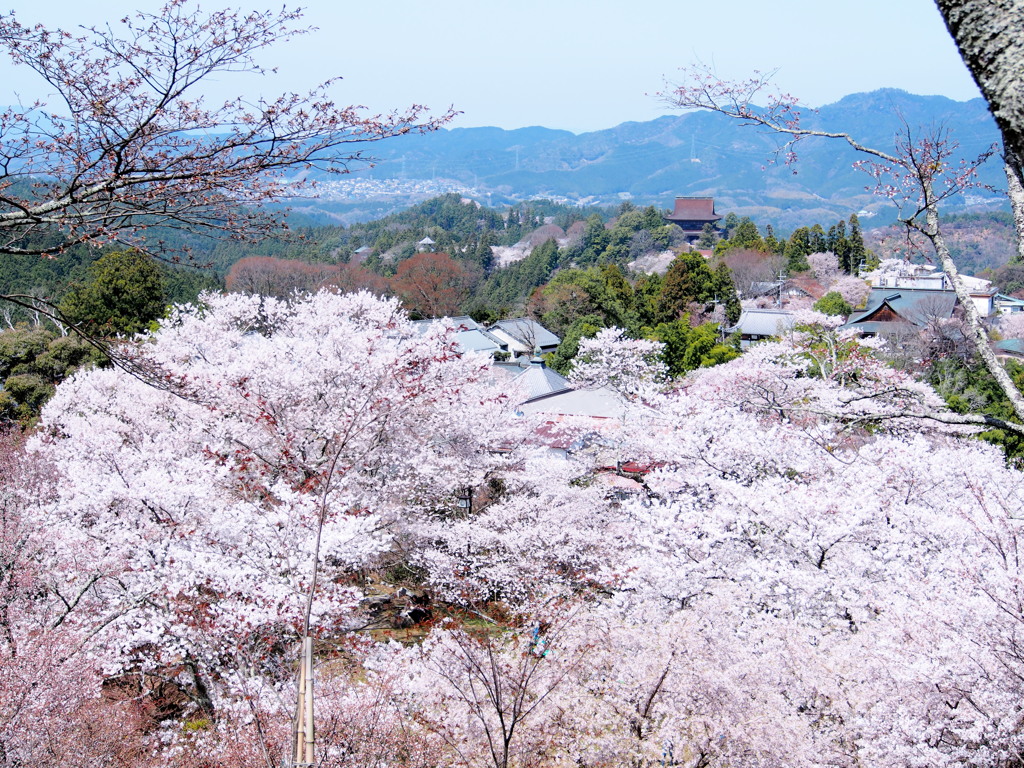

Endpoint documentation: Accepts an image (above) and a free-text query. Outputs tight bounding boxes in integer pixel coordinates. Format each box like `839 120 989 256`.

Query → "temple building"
664 197 721 241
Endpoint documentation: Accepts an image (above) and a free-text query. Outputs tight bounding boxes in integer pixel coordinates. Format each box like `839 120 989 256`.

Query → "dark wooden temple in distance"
664 197 721 241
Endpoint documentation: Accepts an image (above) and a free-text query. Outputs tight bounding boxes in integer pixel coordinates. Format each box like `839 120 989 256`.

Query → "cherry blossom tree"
405 615 591 768
25 290 517 762
397 323 1024 767
569 327 667 399
0 1 453 259
562 327 1024 767
0 429 152 765
806 250 842 287
20 293 1024 767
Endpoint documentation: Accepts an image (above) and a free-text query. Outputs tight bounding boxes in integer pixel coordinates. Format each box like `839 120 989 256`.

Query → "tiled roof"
488 318 561 349
731 309 796 337
512 363 572 401
666 197 721 222
847 289 957 328
454 329 505 354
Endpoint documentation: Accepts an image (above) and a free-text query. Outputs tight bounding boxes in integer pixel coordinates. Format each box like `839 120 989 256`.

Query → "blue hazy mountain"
334 89 1002 229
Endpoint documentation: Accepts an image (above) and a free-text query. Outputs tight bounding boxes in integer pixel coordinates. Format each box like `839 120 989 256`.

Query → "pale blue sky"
4 0 981 133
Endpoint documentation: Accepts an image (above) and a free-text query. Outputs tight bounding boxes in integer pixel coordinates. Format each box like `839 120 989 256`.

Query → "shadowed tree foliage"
0 326 106 422
59 250 167 336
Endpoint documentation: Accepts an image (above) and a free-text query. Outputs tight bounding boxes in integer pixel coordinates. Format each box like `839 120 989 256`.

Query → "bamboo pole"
292 636 314 766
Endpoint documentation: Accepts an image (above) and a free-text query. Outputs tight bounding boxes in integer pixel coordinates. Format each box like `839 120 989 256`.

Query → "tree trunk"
924 200 1024 423
935 0 1024 245
1005 158 1024 263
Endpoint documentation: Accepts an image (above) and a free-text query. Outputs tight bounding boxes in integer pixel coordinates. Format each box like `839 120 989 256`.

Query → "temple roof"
845 289 958 335
666 197 721 223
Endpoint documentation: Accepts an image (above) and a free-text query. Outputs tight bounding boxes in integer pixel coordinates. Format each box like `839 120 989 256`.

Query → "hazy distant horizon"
2 0 982 134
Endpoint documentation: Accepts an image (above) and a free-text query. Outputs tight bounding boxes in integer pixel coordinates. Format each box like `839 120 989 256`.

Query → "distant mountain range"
301 89 1004 230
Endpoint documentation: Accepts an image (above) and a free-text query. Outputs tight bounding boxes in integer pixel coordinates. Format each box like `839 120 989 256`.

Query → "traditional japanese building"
664 197 721 241
844 289 958 336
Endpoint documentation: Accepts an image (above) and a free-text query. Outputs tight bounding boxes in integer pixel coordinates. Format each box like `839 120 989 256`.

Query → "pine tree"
784 228 811 273
696 222 718 249
809 224 828 254
847 214 868 274
59 250 167 335
722 212 740 239
731 217 764 250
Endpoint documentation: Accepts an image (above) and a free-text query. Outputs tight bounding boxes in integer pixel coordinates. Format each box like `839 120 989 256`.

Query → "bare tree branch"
660 65 1024 425
0 1 456 259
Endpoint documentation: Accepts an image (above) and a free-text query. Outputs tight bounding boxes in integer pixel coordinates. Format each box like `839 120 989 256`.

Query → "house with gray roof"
729 309 796 348
413 316 508 357
487 318 561 358
844 288 958 336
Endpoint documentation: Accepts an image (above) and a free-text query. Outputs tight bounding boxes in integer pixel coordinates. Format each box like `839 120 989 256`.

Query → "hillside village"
9 3 1024 768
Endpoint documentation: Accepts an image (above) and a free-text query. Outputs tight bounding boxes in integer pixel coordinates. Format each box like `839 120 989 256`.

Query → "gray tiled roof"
488 318 561 349
731 309 796 337
847 288 956 328
454 329 505 354
512 363 572 400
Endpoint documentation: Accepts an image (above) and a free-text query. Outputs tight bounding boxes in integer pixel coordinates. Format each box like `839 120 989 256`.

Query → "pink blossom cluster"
4 298 1024 767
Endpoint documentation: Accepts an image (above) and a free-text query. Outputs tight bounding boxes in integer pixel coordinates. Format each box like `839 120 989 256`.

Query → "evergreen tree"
59 250 167 335
578 214 610 265
599 264 639 330
646 317 740 377
0 326 107 422
813 291 854 317
712 262 742 324
545 314 604 374
657 253 718 322
696 222 718 249
809 223 828 254
847 214 868 274
763 224 782 255
722 212 740 239
784 228 812 273
641 205 664 230
825 219 852 273
633 272 664 328
731 217 763 250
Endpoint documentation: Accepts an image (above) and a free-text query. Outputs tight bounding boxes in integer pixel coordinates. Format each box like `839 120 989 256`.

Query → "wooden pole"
292 636 314 766
304 636 314 766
